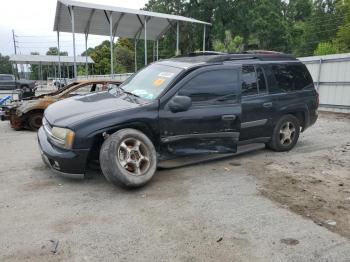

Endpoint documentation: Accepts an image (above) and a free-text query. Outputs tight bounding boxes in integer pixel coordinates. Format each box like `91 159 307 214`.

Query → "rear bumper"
37 126 89 179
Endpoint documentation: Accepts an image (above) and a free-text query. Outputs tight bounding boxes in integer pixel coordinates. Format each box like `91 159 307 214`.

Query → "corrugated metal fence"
299 53 350 113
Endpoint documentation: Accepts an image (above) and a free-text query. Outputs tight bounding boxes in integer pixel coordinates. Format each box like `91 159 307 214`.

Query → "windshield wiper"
118 86 141 98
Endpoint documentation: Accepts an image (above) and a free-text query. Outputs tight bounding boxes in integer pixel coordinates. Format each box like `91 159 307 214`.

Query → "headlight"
51 127 75 149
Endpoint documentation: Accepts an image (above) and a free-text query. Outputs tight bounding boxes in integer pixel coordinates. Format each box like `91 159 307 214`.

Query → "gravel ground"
0 112 350 262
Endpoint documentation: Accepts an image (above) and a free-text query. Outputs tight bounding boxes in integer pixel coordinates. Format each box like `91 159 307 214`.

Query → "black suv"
38 53 318 188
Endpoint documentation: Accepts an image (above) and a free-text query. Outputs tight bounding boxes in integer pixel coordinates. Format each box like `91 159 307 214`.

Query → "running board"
158 143 265 169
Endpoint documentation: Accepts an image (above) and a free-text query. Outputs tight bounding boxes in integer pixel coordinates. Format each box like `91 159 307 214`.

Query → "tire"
268 114 300 152
21 85 30 93
28 112 43 131
100 128 157 188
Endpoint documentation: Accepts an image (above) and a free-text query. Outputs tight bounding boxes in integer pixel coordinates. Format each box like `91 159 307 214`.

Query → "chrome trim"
161 132 239 143
241 119 268 129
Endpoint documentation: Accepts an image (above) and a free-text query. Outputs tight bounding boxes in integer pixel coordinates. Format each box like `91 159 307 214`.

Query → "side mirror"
168 95 192 113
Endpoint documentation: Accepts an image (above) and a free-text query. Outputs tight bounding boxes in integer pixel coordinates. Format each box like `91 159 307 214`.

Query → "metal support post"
57 31 61 79
134 38 137 72
316 58 322 91
85 34 88 77
109 12 114 78
203 25 206 52
176 21 179 55
69 6 77 78
144 17 147 66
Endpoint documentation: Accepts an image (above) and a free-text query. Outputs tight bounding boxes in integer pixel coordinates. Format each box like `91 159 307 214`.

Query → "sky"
0 0 148 56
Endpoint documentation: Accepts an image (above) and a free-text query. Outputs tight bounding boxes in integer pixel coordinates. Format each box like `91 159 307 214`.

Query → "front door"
159 65 241 157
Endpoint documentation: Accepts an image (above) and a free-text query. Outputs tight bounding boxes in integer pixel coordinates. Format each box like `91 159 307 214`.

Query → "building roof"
54 0 211 41
10 54 94 65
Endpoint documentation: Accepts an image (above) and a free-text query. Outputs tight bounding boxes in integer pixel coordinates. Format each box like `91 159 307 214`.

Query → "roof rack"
244 50 283 55
176 51 227 57
169 50 297 64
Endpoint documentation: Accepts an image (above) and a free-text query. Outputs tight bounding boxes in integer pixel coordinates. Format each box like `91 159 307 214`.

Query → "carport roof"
53 0 211 40
10 54 94 65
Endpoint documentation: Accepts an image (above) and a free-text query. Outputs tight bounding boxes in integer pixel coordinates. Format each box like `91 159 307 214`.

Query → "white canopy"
53 0 211 78
54 0 210 41
10 54 94 65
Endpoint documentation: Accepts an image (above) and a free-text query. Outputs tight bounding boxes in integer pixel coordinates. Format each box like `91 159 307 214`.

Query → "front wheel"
28 112 43 131
268 114 300 152
100 128 157 188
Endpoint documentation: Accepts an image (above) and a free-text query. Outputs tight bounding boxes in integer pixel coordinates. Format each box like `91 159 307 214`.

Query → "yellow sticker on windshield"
153 78 165 87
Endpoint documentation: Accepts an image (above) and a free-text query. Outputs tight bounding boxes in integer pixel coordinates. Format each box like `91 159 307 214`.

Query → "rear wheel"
100 128 157 188
28 112 43 131
268 114 300 152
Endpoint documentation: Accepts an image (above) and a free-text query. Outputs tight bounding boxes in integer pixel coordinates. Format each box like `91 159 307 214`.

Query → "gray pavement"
0 121 350 261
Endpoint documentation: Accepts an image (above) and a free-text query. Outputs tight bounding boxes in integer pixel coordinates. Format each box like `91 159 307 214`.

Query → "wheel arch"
87 121 158 162
278 104 310 132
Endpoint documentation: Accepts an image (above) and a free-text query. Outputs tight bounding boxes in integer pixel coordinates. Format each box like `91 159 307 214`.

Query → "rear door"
240 64 274 140
159 65 242 157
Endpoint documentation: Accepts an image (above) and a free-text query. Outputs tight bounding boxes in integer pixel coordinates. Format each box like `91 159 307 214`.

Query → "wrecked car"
1 80 121 130
38 52 319 188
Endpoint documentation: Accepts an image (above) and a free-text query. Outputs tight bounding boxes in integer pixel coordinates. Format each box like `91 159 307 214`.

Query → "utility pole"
12 29 19 79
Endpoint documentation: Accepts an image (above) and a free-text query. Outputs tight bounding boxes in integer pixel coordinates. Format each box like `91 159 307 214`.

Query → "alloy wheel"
279 121 296 146
117 137 151 176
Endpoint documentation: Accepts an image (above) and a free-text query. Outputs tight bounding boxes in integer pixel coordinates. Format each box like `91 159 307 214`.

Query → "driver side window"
178 69 239 105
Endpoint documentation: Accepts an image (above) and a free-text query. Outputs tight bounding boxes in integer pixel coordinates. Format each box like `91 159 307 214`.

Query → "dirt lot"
0 112 350 261
235 112 350 238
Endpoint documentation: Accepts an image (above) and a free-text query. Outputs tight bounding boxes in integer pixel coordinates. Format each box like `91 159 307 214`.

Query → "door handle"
222 115 236 121
263 102 273 108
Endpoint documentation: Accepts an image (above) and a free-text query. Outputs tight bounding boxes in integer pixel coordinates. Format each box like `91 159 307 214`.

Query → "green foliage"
314 41 339 55
213 31 244 52
86 38 134 75
46 47 68 56
145 0 350 58
0 53 13 74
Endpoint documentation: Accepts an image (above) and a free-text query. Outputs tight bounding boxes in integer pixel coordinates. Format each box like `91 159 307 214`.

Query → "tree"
0 53 13 74
314 41 339 55
335 0 350 52
46 47 68 56
213 31 244 52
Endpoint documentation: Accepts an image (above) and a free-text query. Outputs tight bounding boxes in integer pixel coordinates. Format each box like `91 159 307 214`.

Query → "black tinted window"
0 76 13 80
178 69 239 104
272 64 314 92
256 67 267 93
242 66 258 96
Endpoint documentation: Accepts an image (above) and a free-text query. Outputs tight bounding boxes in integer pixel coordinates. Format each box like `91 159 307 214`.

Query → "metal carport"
53 0 211 78
10 54 94 80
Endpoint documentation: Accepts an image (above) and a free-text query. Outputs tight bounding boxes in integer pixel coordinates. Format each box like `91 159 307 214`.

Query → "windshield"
110 64 182 100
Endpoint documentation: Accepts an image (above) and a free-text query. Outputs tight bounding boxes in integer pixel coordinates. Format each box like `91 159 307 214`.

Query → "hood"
17 97 55 115
45 91 140 127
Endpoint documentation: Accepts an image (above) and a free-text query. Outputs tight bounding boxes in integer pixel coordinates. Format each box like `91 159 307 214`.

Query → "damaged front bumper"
0 106 11 121
37 126 89 179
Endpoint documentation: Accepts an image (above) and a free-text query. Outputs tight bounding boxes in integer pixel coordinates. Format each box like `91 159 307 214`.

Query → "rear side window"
256 67 267 93
272 64 314 92
242 66 258 96
178 69 239 104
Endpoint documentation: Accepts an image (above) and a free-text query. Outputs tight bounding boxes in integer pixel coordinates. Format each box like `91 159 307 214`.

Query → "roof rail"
177 51 227 57
244 50 283 54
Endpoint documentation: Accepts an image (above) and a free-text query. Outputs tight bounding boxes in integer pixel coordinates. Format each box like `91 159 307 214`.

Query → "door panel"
159 65 241 157
240 65 274 140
